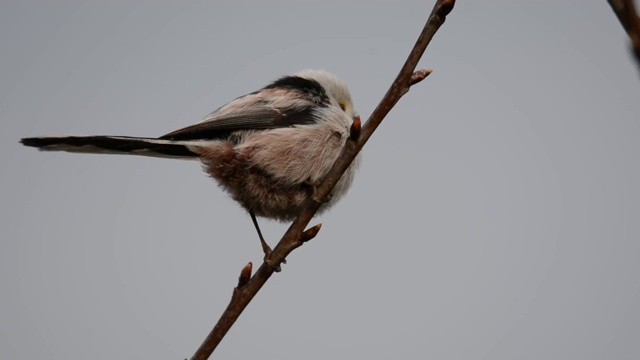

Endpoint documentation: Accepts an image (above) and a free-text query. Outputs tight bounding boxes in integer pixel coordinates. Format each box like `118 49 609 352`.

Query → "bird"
21 69 361 260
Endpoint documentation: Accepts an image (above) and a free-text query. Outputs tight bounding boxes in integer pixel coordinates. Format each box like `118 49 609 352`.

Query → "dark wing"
159 106 316 141
159 91 320 141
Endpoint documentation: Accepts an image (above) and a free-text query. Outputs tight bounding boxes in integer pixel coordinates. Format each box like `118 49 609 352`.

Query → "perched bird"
21 69 361 258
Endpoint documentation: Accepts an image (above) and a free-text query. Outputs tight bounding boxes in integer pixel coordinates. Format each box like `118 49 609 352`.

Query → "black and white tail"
20 135 203 159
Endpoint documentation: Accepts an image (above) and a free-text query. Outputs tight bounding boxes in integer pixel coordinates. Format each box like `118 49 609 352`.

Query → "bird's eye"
339 101 347 111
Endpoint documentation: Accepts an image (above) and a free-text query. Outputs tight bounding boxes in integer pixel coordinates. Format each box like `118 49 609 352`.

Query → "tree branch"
607 0 640 71
190 1 455 358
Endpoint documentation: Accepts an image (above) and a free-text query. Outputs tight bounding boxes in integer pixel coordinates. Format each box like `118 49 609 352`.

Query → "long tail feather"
20 135 202 159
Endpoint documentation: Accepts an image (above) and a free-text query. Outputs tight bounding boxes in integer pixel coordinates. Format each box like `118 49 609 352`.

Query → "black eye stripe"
263 76 331 107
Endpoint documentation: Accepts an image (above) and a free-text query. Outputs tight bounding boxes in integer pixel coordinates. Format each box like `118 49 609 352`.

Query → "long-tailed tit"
21 69 361 258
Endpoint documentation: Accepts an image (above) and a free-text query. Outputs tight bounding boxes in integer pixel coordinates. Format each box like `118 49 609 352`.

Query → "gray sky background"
2 1 639 359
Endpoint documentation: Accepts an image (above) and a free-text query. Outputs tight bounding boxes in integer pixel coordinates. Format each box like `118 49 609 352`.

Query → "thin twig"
607 0 640 71
190 1 455 358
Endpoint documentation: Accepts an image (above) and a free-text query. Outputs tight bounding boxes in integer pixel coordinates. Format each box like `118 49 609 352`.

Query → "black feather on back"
263 76 330 106
158 75 329 141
